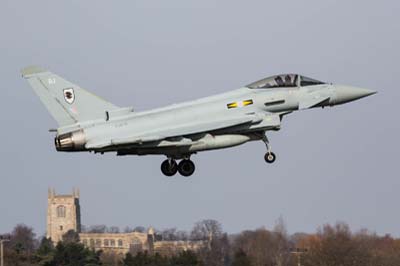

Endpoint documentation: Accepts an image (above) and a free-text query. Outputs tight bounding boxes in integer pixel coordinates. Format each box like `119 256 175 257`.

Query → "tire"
178 160 195 177
264 152 276 163
161 159 178 176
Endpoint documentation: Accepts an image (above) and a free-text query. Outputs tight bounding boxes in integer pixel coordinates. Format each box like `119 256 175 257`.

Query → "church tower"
46 188 81 244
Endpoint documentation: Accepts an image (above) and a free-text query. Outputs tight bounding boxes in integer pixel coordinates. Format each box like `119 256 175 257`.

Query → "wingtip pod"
21 65 47 78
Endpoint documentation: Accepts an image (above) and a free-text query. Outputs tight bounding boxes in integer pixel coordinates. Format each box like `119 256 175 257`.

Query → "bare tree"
161 228 178 241
203 233 231 266
232 224 292 266
10 224 37 254
107 226 120 234
272 217 291 266
88 225 107 233
176 230 189 241
2 224 38 266
123 226 134 233
192 220 229 266
191 219 222 240
80 224 88 233
233 229 273 266
302 222 370 266
133 226 146 233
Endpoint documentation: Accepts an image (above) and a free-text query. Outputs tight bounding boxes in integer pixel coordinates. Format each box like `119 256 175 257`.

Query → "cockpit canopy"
246 74 325 89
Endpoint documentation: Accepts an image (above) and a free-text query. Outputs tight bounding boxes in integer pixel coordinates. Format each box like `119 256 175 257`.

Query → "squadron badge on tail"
63 88 75 104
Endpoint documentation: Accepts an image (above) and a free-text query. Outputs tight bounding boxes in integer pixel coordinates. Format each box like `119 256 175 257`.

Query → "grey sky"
1 0 399 237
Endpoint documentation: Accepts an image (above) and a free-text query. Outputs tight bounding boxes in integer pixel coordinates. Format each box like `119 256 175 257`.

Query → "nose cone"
333 86 377 105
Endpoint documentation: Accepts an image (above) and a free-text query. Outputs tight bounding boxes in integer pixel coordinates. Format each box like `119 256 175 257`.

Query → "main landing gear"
161 159 178 176
262 134 276 164
161 157 195 177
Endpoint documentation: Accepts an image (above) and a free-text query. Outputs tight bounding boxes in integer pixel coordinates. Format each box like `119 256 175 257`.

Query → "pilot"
284 75 292 86
275 76 284 87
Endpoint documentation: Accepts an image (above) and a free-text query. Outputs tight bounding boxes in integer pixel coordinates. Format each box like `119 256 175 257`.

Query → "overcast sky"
1 0 399 237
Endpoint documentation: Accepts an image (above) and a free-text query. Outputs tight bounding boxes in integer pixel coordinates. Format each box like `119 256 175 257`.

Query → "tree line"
2 219 400 266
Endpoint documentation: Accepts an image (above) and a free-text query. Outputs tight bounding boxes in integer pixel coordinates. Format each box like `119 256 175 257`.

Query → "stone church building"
47 189 207 256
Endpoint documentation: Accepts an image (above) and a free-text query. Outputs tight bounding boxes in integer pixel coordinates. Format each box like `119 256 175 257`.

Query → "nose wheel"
264 152 276 163
262 133 277 164
161 157 195 177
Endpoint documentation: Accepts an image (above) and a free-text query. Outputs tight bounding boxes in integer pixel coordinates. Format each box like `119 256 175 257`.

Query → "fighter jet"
21 66 376 177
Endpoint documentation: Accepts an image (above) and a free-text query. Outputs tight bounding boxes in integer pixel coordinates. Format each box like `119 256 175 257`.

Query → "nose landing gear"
262 134 277 164
161 157 195 177
264 152 276 163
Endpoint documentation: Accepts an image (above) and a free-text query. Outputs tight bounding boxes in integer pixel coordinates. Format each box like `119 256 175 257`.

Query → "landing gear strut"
262 134 276 164
161 157 195 177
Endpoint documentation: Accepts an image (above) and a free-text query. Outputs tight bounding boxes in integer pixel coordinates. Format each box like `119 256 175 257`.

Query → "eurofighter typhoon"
21 66 376 177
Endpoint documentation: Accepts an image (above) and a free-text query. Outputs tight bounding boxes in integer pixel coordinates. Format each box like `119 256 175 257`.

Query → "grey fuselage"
54 82 374 158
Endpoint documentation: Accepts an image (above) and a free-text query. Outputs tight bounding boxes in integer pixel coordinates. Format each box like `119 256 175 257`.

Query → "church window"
104 239 109 246
56 205 66 218
118 239 123 247
110 239 116 247
95 239 101 247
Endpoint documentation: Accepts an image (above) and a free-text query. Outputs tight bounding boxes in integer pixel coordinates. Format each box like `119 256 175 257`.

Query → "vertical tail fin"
21 66 118 126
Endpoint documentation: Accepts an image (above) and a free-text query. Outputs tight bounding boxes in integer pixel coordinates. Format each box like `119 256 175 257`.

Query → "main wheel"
178 160 195 177
161 159 178 176
264 152 276 163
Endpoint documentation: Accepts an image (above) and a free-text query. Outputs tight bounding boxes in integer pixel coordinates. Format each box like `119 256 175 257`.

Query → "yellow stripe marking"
227 102 238 109
227 99 253 109
243 99 253 106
